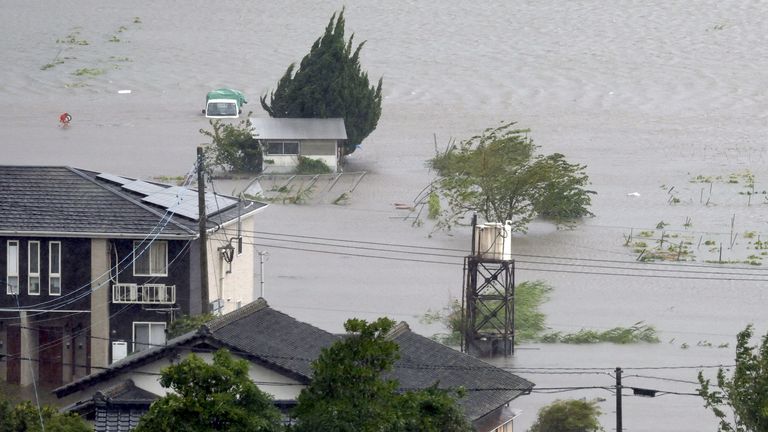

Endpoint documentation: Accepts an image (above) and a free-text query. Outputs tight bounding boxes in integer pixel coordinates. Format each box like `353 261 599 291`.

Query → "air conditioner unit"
474 221 513 261
112 341 128 363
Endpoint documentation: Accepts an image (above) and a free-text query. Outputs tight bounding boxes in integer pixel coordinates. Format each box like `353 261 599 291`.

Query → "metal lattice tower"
461 218 516 358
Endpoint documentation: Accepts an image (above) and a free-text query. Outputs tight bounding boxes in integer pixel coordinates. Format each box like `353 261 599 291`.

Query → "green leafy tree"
200 117 262 173
698 325 768 432
0 398 89 432
134 349 282 432
292 317 400 431
260 9 383 155
425 280 552 345
528 399 604 432
292 317 472 432
397 385 471 432
167 313 215 338
429 121 595 232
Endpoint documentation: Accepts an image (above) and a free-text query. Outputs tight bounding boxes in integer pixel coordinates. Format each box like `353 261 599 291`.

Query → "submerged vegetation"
43 19 140 82
423 281 659 345
296 156 332 174
428 122 595 233
539 322 659 344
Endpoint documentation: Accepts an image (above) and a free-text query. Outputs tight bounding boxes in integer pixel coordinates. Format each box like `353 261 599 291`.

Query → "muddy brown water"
2 1 768 429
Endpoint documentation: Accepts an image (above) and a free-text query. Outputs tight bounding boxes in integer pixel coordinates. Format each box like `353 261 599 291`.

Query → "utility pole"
257 251 268 298
197 146 209 314
616 367 623 432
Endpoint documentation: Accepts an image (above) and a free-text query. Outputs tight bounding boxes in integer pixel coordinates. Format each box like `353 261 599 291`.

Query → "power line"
238 239 768 282
0 353 713 398
224 227 768 274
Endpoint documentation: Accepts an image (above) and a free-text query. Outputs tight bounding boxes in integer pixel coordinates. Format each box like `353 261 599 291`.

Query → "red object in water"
59 112 72 125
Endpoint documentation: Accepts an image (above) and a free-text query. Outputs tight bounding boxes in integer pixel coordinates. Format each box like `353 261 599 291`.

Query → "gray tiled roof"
0 166 265 238
387 323 534 421
208 300 339 380
250 117 347 140
208 302 532 421
94 407 146 432
55 300 532 424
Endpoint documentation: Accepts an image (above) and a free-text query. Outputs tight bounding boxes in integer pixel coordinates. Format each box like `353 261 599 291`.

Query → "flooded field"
2 1 768 429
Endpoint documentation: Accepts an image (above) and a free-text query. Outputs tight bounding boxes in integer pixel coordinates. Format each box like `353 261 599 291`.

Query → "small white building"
250 117 347 173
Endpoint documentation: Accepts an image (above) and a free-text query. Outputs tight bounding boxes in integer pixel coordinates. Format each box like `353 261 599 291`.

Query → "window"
28 241 40 295
266 141 299 155
133 322 166 352
49 242 61 296
133 241 168 276
6 241 19 294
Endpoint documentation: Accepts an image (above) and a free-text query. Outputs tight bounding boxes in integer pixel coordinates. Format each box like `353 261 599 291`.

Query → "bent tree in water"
428 121 595 232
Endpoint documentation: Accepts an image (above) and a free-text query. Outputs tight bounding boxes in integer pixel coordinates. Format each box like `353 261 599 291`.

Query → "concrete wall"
207 216 256 315
90 239 110 370
262 139 339 173
19 312 33 386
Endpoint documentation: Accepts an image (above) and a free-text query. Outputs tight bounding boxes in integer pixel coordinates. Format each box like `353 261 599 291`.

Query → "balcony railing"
112 283 176 304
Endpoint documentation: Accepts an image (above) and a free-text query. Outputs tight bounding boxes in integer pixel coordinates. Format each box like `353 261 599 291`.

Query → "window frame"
7 240 19 295
28 241 41 295
133 241 168 277
132 321 166 352
49 241 62 296
266 141 300 155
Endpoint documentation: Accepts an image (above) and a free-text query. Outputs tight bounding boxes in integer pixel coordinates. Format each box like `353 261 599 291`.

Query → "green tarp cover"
206 88 247 105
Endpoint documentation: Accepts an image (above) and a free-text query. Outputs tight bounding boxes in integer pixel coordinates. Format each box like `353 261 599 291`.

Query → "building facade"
0 166 266 387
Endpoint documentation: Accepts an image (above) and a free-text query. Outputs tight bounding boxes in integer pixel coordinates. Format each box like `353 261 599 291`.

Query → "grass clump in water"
427 191 440 219
72 67 104 77
295 156 332 174
540 322 660 344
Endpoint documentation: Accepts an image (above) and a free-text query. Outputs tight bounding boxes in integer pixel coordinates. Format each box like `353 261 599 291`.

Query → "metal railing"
112 283 176 304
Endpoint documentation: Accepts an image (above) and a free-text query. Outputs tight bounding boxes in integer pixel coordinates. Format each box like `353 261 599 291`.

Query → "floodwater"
2 1 768 430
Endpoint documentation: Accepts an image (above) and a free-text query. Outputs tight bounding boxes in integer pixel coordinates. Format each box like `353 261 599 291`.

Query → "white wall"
60 348 305 407
206 215 257 315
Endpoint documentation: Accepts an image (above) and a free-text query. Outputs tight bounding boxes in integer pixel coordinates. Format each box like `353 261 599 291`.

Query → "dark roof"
93 406 146 432
64 380 156 432
55 300 532 424
94 379 159 404
208 299 339 380
54 299 331 398
0 166 266 238
92 381 157 432
250 117 347 140
387 322 533 421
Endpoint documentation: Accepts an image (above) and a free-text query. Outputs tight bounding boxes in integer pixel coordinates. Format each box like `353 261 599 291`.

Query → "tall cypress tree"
261 9 383 155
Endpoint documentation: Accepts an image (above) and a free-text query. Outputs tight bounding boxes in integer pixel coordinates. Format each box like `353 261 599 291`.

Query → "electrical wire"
2 240 193 357
222 228 768 274
8 162 200 311
236 239 768 282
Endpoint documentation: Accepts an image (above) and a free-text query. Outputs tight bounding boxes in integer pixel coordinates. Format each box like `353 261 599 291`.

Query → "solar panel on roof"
142 187 189 208
122 180 165 196
205 192 238 213
140 186 238 220
97 173 130 185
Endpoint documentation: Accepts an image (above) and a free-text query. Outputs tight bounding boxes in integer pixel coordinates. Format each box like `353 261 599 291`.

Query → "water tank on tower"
473 221 512 261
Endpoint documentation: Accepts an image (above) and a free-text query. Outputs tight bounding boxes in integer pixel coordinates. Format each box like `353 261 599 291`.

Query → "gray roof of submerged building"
250 117 347 140
0 166 266 238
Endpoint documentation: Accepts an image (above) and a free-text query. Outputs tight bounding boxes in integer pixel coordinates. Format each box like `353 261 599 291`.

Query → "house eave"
0 230 196 240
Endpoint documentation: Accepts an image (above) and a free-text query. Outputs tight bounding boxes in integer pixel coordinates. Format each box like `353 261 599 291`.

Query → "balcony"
112 283 176 304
